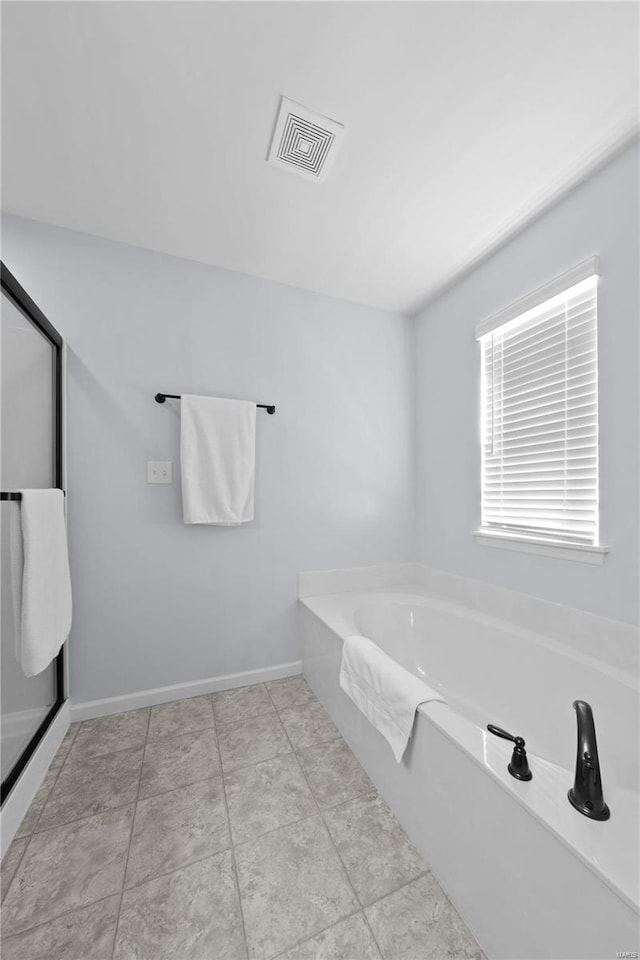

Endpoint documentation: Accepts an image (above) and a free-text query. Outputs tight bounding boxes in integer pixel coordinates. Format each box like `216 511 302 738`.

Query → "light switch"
147 461 173 484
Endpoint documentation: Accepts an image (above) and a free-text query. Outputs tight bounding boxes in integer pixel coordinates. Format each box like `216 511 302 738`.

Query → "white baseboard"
1 700 70 857
70 660 303 722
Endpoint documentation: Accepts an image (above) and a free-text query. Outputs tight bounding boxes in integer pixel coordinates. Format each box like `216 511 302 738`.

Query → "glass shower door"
0 266 65 800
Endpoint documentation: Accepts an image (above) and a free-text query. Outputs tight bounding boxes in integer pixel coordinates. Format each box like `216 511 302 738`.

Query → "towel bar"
1 491 65 501
155 392 275 414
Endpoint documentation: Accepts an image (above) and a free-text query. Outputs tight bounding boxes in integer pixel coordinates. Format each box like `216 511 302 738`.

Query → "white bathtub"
300 586 640 960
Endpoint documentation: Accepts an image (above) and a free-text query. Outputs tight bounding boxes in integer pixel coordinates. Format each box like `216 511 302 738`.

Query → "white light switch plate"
147 461 173 484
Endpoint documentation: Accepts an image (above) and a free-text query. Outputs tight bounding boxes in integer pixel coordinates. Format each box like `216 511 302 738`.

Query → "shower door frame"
1 262 66 804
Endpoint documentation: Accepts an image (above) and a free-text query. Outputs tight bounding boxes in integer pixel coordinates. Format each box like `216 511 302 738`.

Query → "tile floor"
1 677 483 960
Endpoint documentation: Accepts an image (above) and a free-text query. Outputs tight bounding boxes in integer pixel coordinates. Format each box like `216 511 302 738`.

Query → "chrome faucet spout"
568 700 610 821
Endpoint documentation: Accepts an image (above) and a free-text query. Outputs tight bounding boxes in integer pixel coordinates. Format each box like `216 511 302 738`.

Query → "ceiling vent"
267 97 345 183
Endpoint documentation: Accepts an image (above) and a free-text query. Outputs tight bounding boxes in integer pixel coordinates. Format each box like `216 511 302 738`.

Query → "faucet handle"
487 724 522 745
487 724 532 781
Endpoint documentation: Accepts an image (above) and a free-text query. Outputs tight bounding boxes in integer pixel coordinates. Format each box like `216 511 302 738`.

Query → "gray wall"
414 143 639 625
2 215 414 702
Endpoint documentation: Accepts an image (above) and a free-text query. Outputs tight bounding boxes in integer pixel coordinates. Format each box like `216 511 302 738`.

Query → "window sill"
472 530 609 565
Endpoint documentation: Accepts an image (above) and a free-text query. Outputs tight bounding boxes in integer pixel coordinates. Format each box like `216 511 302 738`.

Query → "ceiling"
1 2 638 315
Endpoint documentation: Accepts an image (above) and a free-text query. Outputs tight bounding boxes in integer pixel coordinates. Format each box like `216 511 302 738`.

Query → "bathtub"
300 586 639 960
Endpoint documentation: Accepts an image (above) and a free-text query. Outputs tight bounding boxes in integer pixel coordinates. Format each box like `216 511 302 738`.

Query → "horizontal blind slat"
500 361 596 397
494 312 596 364
484 464 597 478
497 386 597 420
496 409 597 438
496 337 596 380
483 439 597 458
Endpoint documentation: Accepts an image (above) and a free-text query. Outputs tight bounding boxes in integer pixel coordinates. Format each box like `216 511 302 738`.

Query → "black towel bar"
155 393 275 414
0 491 65 501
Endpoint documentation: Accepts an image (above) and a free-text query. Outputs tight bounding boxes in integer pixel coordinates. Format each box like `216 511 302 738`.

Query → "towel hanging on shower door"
10 489 72 677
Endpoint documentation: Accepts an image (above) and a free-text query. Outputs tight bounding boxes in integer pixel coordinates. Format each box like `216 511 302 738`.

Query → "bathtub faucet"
487 724 532 781
568 700 610 821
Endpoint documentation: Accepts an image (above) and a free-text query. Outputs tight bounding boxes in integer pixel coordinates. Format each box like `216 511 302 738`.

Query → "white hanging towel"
340 634 445 762
180 394 257 524
8 501 24 661
13 489 72 677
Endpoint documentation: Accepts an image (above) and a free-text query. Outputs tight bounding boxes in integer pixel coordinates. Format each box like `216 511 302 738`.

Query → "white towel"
8 501 24 663
14 489 72 677
340 635 445 762
180 394 257 525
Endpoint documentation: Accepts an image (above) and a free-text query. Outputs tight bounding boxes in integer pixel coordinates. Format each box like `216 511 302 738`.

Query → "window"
474 258 607 563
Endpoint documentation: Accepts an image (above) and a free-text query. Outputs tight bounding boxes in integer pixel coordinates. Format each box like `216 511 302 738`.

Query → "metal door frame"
1 262 66 804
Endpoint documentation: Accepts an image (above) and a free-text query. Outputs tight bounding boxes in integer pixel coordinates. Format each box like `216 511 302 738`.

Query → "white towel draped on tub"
10 489 72 677
180 394 257 525
339 634 445 762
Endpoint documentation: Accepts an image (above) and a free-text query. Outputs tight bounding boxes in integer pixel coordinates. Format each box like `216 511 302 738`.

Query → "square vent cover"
267 97 345 183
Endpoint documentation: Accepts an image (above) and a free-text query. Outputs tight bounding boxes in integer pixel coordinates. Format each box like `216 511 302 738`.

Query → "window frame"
473 258 609 565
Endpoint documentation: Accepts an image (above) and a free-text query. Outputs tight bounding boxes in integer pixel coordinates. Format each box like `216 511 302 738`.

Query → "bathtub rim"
300 590 640 916
310 588 638 692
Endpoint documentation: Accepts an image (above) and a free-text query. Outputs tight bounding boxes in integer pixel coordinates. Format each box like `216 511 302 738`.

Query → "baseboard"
1 700 70 857
70 660 303 722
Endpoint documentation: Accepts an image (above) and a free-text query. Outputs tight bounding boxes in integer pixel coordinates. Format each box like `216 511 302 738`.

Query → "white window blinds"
478 263 599 547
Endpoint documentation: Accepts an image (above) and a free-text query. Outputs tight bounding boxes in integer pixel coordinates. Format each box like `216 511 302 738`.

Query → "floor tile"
278 913 381 959
125 777 231 888
0 695 483 960
14 768 59 838
1 895 120 960
114 850 246 960
38 746 143 831
296 738 373 809
49 724 80 770
1 837 28 901
224 753 316 844
213 683 275 725
279 700 340 751
69 709 149 761
365 873 483 959
235 814 358 958
147 695 214 742
217 711 292 773
323 792 425 905
139 728 220 799
1 804 134 937
266 675 316 712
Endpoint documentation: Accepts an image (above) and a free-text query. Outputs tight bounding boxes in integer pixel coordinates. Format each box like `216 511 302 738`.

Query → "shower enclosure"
0 263 66 803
